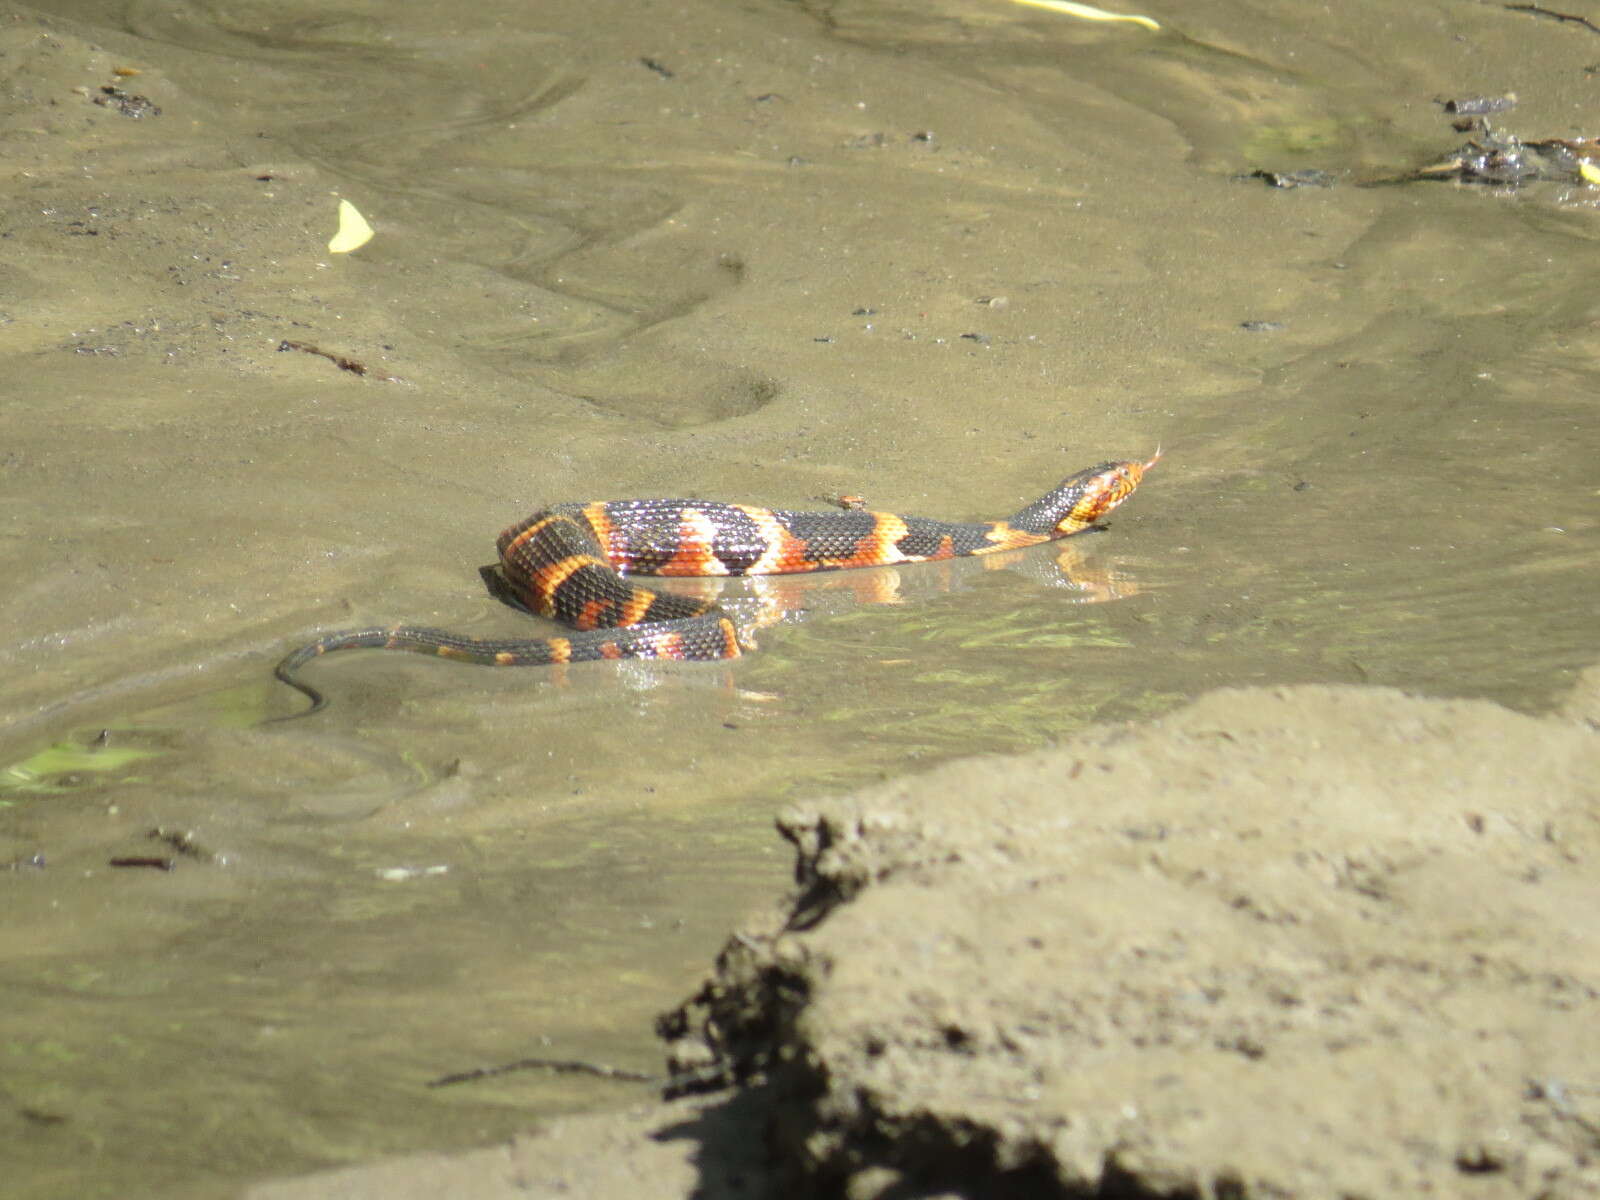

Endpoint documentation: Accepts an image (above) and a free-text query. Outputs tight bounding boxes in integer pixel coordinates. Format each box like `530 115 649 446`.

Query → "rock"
665 677 1600 1199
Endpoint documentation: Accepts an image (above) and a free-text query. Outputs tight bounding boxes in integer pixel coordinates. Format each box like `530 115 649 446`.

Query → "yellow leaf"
328 199 374 253
1580 160 1600 186
1008 0 1160 31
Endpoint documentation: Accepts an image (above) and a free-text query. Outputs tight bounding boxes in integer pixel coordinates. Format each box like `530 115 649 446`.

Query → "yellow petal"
1008 0 1160 31
328 198 374 253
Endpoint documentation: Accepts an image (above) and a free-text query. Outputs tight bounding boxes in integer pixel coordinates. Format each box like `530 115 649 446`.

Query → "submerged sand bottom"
249 669 1600 1200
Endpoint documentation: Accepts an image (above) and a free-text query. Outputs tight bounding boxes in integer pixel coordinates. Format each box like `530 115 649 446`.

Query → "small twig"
108 856 174 870
277 339 401 381
425 1056 659 1089
661 1062 737 1099
1506 3 1600 35
148 827 213 861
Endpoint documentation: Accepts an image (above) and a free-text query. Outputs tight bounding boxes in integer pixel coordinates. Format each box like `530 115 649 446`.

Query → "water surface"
2 0 1596 1194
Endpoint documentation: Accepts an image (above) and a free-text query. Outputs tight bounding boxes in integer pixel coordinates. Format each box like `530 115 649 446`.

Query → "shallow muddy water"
2 0 1597 1195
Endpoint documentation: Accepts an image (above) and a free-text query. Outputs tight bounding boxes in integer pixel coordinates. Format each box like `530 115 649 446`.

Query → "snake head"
1079 448 1159 524
1028 448 1160 536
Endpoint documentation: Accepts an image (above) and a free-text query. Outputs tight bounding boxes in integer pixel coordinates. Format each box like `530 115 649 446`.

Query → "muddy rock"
665 675 1600 1198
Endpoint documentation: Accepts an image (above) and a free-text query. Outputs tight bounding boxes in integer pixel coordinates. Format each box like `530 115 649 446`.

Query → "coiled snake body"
274 454 1158 715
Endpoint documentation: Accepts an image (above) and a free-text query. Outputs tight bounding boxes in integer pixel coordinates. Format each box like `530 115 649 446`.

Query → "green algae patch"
0 735 163 801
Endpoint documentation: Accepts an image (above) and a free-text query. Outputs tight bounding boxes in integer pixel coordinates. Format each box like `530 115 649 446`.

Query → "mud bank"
252 670 1600 1200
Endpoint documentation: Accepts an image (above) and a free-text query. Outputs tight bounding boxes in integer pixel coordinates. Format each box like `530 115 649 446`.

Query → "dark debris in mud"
1408 124 1600 187
1244 87 1600 193
91 84 160 118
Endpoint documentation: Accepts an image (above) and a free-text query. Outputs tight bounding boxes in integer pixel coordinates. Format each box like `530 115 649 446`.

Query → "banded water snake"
274 453 1158 715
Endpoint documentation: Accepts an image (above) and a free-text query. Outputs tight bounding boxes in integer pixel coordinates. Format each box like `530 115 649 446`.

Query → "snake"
273 453 1158 715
